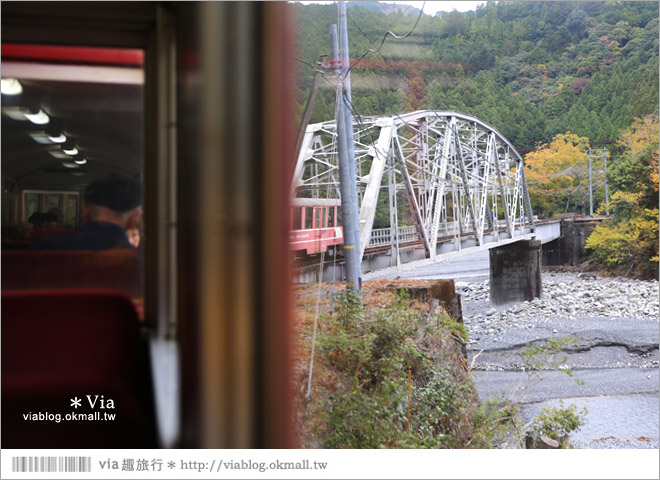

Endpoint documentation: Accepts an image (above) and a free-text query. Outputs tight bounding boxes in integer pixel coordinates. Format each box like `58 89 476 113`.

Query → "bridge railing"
368 226 420 247
369 220 544 249
368 222 497 249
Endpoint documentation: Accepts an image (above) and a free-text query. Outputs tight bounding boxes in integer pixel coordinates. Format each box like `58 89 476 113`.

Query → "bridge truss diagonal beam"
357 117 394 259
291 110 535 265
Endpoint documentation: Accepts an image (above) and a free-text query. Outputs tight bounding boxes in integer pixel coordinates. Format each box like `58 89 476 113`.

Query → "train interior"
1 2 294 449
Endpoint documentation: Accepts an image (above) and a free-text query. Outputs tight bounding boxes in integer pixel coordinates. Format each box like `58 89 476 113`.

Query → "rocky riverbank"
458 271 659 449
458 273 659 345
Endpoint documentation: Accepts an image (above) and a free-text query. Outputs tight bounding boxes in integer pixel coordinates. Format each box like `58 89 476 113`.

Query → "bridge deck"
292 220 562 284
363 232 535 281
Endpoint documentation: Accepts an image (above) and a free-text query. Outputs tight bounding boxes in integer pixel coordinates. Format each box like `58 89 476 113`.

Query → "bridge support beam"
489 239 542 306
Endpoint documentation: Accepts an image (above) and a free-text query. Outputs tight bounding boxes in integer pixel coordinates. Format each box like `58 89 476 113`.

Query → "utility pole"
588 147 593 216
331 4 361 292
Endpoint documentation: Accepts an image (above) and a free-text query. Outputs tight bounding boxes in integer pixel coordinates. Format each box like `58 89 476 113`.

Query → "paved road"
471 368 658 403
395 253 659 448
396 250 491 281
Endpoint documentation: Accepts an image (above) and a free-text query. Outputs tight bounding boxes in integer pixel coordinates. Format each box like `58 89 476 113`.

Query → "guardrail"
367 220 539 248
368 226 419 247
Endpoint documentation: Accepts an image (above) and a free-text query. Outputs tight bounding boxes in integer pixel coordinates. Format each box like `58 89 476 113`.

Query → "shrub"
437 312 470 342
469 398 521 449
313 289 479 448
586 199 659 277
530 402 588 448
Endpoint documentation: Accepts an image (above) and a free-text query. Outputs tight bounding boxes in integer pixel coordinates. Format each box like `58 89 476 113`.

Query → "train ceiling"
1 44 144 189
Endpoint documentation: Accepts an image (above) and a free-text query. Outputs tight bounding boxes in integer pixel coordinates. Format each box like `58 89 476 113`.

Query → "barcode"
12 456 91 473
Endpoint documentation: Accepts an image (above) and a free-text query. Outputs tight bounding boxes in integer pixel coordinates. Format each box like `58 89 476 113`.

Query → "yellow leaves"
587 202 659 275
525 133 590 180
586 209 659 273
589 119 659 276
650 150 659 192
610 190 643 208
524 133 591 213
619 116 659 158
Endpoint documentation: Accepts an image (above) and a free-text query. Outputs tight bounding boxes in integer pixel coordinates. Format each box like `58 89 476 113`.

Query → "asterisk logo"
70 397 82 409
167 462 176 469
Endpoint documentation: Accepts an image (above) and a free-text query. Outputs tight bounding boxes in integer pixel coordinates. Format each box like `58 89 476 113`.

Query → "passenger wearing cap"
32 177 142 251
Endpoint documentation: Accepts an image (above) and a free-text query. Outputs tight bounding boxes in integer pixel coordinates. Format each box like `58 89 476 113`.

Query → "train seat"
1 249 142 298
27 227 75 243
1 289 158 448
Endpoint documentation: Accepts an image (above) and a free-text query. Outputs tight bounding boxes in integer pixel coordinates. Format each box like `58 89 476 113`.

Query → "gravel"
456 272 660 450
571 438 659 449
457 273 659 343
516 393 660 449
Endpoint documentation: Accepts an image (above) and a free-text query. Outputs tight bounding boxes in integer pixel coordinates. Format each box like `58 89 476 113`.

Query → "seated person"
32 177 142 251
126 227 141 248
27 212 61 243
27 212 44 230
47 206 64 227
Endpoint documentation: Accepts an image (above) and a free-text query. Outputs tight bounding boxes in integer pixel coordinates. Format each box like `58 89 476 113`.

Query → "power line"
345 1 426 78
348 11 378 48
291 55 321 70
296 2 428 121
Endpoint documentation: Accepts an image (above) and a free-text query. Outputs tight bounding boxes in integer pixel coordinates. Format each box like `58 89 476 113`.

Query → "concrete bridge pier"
490 239 542 306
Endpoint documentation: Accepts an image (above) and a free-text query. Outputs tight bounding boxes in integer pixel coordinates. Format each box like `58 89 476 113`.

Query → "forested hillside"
292 1 658 277
293 1 658 149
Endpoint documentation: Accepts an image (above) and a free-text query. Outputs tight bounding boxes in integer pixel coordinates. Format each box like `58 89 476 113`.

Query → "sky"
297 1 487 15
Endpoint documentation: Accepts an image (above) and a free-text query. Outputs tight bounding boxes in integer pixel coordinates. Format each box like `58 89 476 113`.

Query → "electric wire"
345 1 427 78
291 55 322 71
296 2 535 244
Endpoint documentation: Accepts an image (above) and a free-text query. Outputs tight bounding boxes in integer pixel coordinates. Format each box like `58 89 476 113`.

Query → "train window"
304 207 313 229
292 206 302 230
327 206 335 227
1 43 145 302
22 189 79 227
313 207 323 229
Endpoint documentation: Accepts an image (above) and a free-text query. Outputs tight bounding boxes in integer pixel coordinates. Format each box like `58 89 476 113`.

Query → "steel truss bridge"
291 110 547 273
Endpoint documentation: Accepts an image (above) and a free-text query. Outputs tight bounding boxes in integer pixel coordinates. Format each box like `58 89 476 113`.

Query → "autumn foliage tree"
524 133 592 217
586 115 659 279
608 114 660 210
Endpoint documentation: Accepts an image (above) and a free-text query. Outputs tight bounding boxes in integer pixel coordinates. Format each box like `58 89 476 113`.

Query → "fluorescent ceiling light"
29 132 56 144
74 157 87 165
47 133 67 143
71 171 86 176
62 146 78 155
1 78 23 95
61 162 79 168
49 150 70 159
2 106 29 121
24 108 49 125
29 131 67 144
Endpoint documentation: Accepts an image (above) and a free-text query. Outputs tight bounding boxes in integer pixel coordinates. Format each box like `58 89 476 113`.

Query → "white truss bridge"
291 110 559 274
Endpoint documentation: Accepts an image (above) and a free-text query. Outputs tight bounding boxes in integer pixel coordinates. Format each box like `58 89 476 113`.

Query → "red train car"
289 198 343 255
